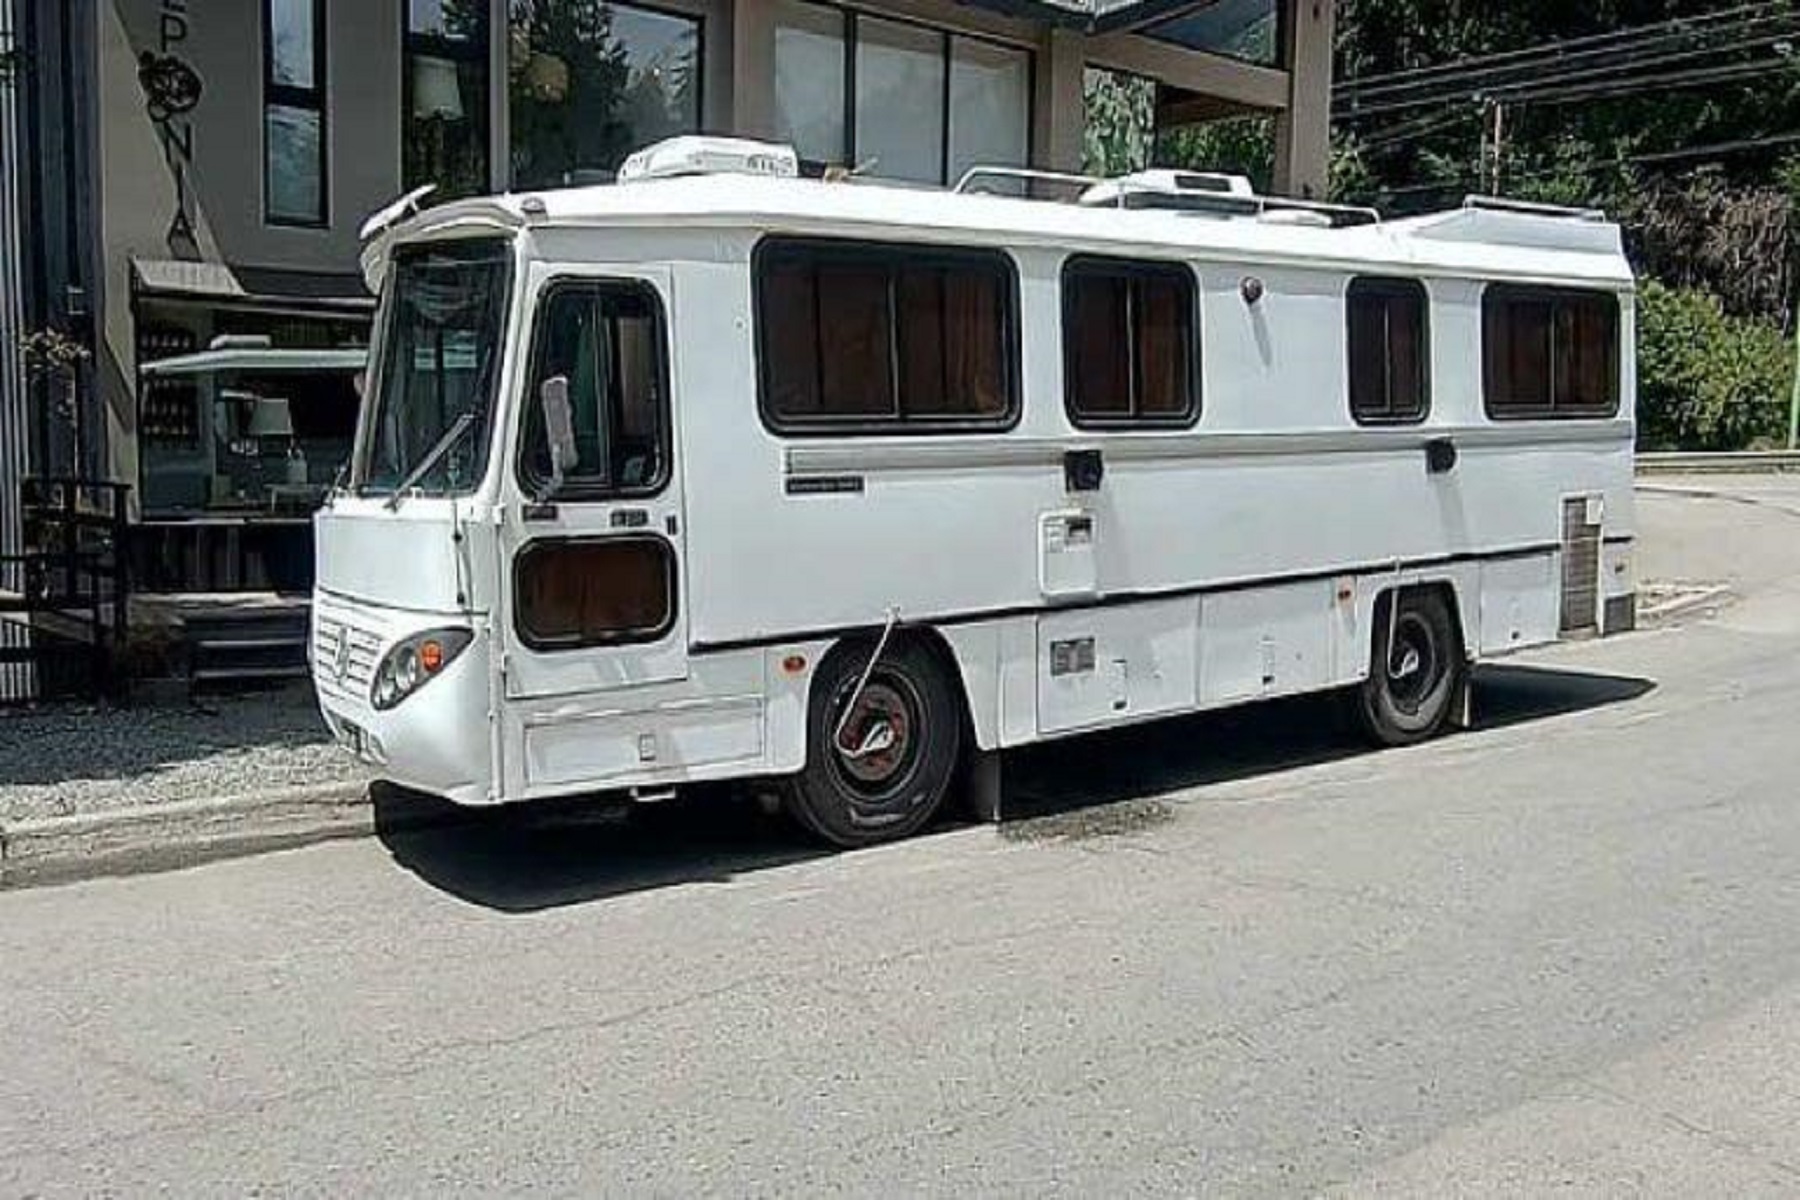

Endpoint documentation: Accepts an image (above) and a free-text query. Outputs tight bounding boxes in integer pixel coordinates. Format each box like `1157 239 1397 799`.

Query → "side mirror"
540 375 577 494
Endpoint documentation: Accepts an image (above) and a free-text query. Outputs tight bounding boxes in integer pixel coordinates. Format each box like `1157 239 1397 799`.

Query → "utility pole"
1487 99 1507 195
1789 301 1800 449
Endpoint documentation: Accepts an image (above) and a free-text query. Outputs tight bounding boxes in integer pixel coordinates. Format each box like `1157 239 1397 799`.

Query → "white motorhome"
313 137 1637 846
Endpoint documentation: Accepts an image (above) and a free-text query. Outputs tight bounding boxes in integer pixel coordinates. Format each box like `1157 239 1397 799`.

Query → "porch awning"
139 346 368 378
132 258 374 313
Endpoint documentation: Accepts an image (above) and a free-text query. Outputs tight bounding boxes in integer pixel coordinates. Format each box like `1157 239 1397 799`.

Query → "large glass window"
772 1 1030 185
263 0 326 225
855 19 946 185
1143 0 1281 67
357 239 514 496
1347 277 1429 425
135 310 367 518
404 0 491 199
1063 257 1198 428
520 280 669 496
772 0 845 166
508 0 701 188
756 238 1016 432
949 38 1030 188
1483 286 1621 420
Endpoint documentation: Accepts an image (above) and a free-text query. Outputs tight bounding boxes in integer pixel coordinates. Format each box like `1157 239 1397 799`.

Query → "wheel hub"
1386 613 1440 713
835 678 917 790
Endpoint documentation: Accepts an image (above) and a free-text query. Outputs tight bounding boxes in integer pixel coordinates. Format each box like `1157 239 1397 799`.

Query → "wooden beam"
1085 31 1291 113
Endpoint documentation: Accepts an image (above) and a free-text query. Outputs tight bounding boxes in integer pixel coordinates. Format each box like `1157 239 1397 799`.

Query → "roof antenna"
823 157 879 182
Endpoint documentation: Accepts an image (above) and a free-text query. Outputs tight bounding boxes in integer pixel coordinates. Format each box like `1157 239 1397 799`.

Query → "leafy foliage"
1637 280 1795 450
1083 69 1156 176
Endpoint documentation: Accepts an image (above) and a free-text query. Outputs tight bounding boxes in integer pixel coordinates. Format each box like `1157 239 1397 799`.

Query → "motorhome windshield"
357 238 513 497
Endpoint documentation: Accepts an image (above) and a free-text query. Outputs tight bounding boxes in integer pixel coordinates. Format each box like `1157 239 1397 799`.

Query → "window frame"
401 0 492 197
515 276 675 501
752 235 1023 437
512 534 679 652
1482 284 1622 422
261 0 329 228
771 0 1034 185
505 0 706 188
1060 254 1203 431
1346 275 1431 427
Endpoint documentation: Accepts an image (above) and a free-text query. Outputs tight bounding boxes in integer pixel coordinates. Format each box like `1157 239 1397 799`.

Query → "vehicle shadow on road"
378 663 1654 912
1002 664 1656 823
374 783 826 914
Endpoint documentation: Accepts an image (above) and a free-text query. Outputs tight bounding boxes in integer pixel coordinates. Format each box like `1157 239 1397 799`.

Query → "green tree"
1637 280 1794 450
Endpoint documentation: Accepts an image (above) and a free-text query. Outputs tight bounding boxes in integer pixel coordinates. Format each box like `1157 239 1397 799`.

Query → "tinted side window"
1483 286 1620 419
521 281 669 495
1347 277 1429 425
514 537 675 650
1063 257 1199 428
756 238 1017 432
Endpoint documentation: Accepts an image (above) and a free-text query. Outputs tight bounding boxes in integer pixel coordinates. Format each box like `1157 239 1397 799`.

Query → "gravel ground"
0 684 372 826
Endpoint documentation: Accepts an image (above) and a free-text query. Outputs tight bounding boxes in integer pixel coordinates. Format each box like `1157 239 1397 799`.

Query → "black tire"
784 635 963 848
1354 589 1465 747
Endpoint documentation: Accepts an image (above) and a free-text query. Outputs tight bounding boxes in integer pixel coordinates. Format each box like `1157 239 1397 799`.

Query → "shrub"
1635 279 1794 451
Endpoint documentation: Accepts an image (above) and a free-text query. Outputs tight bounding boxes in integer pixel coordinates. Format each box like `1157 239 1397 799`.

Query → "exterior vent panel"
1561 497 1602 635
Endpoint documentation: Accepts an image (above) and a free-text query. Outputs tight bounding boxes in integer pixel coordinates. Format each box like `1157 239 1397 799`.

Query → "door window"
519 280 670 496
514 537 675 649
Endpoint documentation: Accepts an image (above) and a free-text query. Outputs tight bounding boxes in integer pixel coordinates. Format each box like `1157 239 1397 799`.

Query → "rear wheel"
784 636 962 848
1354 589 1464 747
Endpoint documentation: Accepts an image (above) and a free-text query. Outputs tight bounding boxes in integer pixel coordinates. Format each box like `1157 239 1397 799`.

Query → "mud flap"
1449 665 1476 731
968 748 1003 824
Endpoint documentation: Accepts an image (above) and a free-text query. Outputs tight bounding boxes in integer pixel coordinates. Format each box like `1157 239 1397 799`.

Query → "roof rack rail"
1462 195 1605 222
1257 196 1383 228
953 166 1103 197
954 164 1382 227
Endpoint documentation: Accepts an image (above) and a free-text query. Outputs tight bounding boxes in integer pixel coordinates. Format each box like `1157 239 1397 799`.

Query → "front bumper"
311 594 495 806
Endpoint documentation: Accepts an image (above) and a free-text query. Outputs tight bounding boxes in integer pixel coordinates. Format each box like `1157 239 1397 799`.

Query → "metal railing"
0 478 131 704
1636 451 1800 475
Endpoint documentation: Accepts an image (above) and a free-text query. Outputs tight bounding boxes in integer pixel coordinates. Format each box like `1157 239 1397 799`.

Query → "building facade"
8 0 1334 599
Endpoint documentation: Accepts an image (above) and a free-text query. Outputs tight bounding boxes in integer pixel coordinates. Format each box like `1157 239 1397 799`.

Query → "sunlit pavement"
4 478 1800 1194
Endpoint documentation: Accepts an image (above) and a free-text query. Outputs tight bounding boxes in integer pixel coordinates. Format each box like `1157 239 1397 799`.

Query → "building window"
508 0 702 189
1347 277 1429 425
1483 285 1620 420
949 37 1031 188
772 0 1030 185
404 0 491 198
1142 0 1282 68
755 238 1017 433
519 280 669 497
1063 257 1198 428
263 0 327 226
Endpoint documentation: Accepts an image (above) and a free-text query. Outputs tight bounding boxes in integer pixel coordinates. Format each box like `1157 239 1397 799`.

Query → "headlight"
371 627 474 710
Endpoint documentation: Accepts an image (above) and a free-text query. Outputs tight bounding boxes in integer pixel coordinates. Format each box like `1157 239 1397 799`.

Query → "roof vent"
617 136 800 184
1079 170 1258 214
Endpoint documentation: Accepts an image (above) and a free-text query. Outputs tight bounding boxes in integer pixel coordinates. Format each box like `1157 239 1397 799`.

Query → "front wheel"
1353 589 1465 747
784 636 963 848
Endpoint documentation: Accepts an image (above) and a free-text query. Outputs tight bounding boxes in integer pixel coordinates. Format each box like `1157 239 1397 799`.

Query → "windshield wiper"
384 410 477 511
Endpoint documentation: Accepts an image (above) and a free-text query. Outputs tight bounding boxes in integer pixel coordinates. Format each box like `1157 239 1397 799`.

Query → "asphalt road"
6 478 1800 1195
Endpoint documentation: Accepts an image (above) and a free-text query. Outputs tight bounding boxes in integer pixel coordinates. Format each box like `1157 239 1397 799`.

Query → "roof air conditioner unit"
617 136 800 184
1079 170 1259 215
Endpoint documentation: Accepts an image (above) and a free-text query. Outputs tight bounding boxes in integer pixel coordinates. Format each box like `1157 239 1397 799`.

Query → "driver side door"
495 265 688 731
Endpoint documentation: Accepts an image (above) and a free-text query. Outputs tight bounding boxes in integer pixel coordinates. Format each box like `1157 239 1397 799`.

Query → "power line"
1336 1 1790 99
1375 127 1800 199
1342 21 1800 118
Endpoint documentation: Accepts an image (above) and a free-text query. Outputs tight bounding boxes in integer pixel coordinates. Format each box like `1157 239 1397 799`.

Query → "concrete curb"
0 781 470 890
1638 584 1733 628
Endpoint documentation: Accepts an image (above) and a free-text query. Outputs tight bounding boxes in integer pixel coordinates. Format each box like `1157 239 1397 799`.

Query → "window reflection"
405 0 491 198
508 0 701 188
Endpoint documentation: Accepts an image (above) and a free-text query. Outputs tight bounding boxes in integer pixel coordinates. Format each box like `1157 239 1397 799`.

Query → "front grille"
1560 497 1602 635
313 614 383 693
